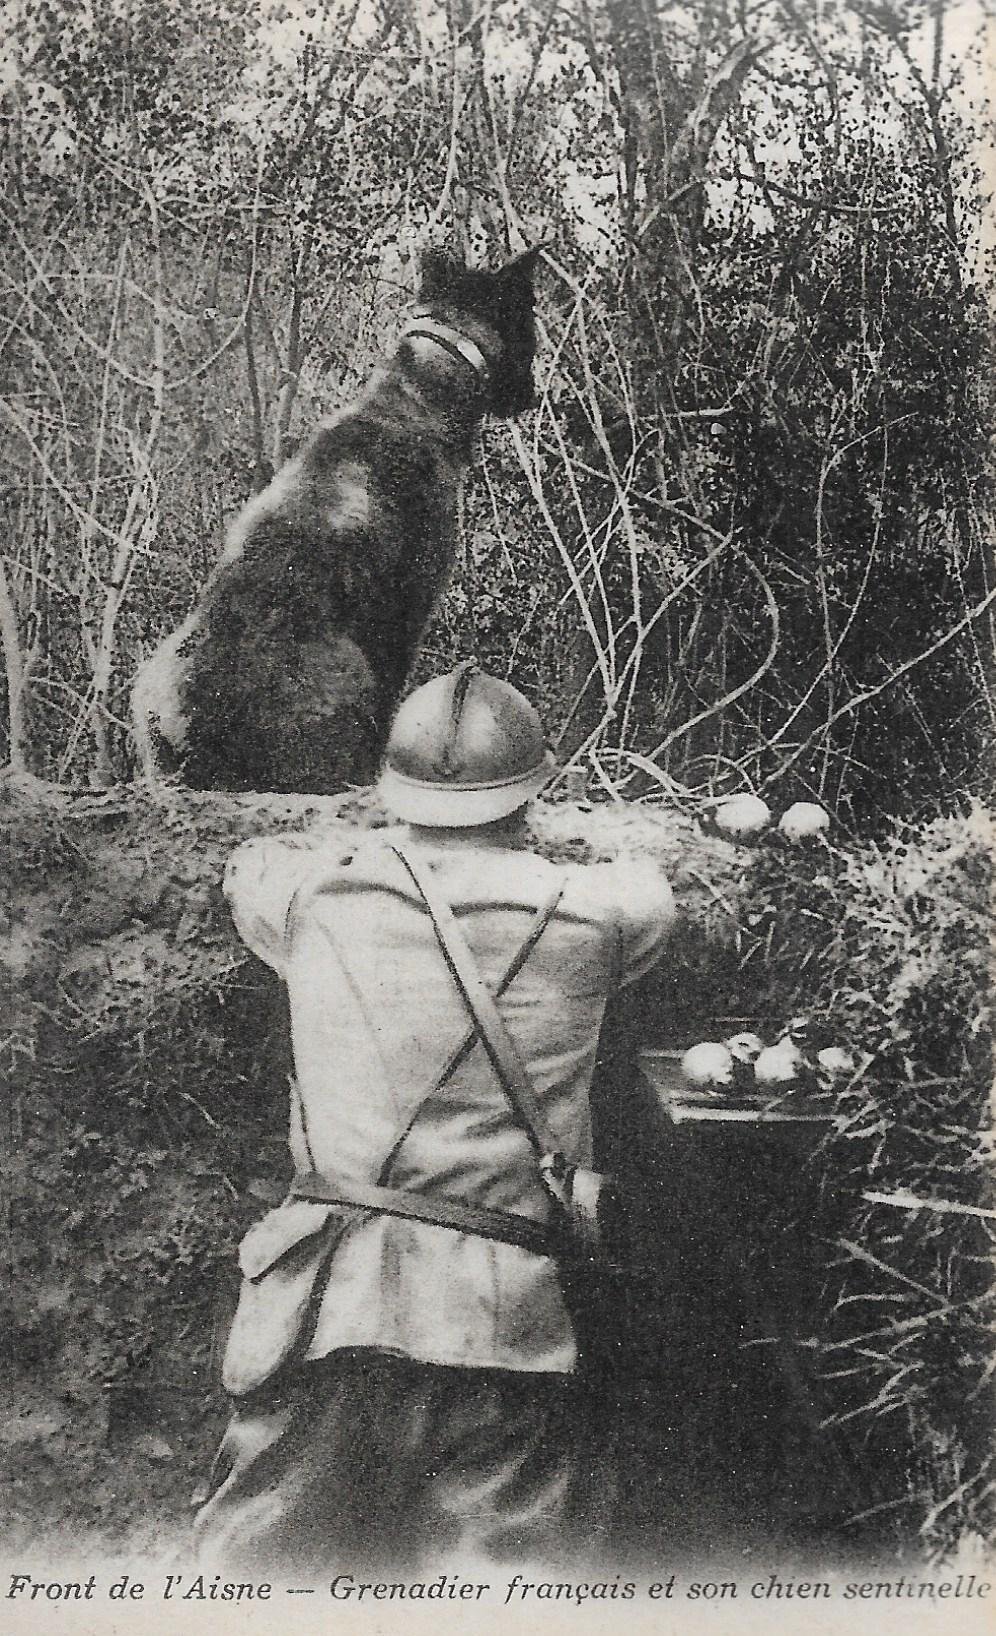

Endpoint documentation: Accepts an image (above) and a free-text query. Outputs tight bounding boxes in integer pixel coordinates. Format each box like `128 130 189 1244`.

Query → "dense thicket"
1 0 992 821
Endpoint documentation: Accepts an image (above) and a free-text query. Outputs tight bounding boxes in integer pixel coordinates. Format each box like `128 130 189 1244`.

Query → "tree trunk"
0 555 29 773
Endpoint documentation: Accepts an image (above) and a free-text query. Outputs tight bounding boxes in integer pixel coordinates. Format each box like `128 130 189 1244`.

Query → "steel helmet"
378 661 555 827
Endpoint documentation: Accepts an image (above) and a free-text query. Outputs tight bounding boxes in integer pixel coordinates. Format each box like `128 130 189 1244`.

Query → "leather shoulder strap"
272 846 562 1188
376 871 563 1183
391 845 560 1159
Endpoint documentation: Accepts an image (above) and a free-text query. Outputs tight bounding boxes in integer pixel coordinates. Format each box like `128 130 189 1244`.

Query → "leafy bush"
730 809 993 1553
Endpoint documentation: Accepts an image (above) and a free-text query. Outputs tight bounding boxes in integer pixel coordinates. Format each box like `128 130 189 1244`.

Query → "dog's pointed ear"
417 248 464 301
497 244 546 281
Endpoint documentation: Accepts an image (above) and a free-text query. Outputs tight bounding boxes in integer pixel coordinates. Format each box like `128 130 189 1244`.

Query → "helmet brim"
378 751 555 828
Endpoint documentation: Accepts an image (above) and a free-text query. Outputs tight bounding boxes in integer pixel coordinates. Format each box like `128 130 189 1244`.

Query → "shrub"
733 808 993 1552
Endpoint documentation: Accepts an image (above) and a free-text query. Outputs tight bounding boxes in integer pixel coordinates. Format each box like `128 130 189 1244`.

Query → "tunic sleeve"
223 837 327 976
610 861 676 988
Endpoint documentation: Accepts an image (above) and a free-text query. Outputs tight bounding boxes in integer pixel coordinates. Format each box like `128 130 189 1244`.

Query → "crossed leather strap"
290 845 597 1257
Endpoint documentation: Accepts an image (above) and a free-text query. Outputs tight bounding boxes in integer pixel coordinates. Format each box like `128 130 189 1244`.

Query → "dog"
132 246 541 793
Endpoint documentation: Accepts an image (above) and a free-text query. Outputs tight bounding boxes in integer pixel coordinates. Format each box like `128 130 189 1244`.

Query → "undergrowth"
731 807 994 1554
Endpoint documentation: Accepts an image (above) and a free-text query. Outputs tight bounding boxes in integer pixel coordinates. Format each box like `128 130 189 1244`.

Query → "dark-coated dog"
132 247 540 793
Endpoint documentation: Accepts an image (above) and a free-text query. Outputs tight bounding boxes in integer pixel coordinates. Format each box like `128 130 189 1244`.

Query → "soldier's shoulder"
558 854 675 925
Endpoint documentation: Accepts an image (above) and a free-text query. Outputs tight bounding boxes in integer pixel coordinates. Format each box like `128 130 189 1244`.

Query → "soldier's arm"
223 834 334 976
612 860 676 988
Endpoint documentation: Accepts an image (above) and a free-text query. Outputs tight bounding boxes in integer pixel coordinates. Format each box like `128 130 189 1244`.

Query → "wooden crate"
617 1041 851 1542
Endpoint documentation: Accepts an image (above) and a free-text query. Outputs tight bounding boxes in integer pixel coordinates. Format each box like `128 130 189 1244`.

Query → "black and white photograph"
1 0 993 1631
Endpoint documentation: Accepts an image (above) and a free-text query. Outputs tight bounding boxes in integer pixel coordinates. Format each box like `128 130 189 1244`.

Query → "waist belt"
289 1170 554 1258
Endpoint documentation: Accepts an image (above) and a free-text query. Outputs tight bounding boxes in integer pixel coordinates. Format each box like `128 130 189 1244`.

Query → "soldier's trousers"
193 1349 609 1574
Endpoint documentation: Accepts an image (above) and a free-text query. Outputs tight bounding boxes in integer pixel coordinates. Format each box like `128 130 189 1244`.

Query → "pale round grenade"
816 1046 856 1079
754 1038 802 1087
725 1031 764 1065
713 794 772 837
680 1041 735 1091
778 801 830 841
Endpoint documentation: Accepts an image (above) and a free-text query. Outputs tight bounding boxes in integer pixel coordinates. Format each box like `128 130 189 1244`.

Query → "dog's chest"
346 441 461 573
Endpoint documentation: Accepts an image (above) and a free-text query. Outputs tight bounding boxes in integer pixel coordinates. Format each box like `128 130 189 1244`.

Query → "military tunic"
195 827 673 1570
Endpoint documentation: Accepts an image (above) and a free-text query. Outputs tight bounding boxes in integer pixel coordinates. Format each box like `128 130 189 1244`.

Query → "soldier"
194 662 674 1573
